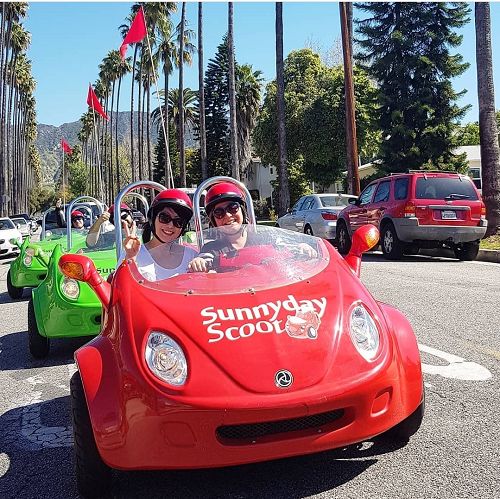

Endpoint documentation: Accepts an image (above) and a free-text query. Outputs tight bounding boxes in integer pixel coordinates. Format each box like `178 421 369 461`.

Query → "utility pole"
340 2 360 195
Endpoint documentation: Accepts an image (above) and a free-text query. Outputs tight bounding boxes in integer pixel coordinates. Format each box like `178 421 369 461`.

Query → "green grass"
480 235 500 250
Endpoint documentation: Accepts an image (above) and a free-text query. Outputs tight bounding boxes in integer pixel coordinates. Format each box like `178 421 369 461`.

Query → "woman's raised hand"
123 220 140 260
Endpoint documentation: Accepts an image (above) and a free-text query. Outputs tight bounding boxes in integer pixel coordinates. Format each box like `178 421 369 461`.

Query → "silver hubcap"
384 230 393 253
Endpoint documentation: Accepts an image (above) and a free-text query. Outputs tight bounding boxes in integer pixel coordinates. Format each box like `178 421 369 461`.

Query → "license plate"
441 210 457 220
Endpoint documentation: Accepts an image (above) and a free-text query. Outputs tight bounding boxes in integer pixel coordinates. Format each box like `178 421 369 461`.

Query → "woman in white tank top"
119 189 198 281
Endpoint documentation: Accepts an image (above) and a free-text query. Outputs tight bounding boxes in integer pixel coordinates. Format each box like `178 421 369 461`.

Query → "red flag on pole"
87 84 109 121
61 138 73 155
119 6 147 59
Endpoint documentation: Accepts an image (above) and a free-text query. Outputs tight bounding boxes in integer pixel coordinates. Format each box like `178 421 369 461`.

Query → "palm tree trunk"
116 76 122 190
178 2 187 187
228 2 239 180
164 53 171 188
131 46 138 183
198 2 208 180
475 2 500 236
147 77 152 180
138 59 143 180
275 2 289 216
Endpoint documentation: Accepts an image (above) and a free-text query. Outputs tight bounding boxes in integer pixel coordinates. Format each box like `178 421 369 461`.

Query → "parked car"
0 218 23 257
10 217 31 238
59 177 423 497
276 193 357 241
336 171 487 261
10 212 37 234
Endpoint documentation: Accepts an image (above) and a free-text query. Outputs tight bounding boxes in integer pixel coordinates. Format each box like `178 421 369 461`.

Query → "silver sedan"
276 193 357 241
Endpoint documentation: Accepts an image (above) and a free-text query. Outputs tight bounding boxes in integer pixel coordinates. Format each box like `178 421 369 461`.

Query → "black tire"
381 223 404 260
304 225 313 236
379 393 425 443
454 241 480 261
71 371 112 498
7 269 23 299
336 221 351 255
28 298 49 359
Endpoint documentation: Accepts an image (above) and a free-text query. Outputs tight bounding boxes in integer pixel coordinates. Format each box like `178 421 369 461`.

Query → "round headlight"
61 277 80 300
349 304 380 361
145 332 187 386
23 255 33 266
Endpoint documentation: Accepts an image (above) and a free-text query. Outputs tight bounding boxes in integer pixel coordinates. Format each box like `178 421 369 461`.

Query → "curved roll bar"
193 176 256 248
67 196 105 250
114 180 166 259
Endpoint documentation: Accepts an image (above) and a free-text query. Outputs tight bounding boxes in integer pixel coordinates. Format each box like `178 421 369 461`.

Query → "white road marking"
419 343 492 381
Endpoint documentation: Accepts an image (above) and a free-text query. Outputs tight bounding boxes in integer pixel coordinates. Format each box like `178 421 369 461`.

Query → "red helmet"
71 210 84 219
148 189 193 223
108 203 131 214
205 182 245 216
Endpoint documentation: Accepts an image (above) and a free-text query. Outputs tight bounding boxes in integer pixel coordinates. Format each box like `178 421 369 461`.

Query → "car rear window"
320 196 340 207
415 177 478 200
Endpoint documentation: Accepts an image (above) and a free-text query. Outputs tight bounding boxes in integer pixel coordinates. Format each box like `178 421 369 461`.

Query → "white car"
10 217 31 238
0 217 23 257
276 193 357 241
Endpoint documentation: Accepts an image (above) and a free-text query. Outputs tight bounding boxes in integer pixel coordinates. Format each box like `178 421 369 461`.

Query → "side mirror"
10 238 20 247
344 224 379 277
59 254 110 308
348 197 359 205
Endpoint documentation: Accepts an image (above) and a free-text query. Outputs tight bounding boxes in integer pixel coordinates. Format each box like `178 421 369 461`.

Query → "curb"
477 249 500 263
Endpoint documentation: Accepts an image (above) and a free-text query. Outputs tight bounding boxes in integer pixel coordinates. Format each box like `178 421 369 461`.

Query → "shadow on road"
0 290 30 304
0 331 88 371
0 396 77 499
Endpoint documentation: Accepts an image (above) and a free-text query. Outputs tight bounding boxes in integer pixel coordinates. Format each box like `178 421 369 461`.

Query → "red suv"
336 172 487 260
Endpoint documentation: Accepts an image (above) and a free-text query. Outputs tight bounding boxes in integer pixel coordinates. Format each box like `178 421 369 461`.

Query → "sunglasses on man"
71 216 84 222
212 202 241 220
157 212 186 229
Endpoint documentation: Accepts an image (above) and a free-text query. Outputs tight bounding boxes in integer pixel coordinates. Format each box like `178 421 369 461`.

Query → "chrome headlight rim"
348 302 380 361
60 277 80 300
145 331 188 387
23 255 33 267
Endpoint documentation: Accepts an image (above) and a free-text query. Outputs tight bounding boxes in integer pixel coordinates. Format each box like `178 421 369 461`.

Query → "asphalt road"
0 251 499 499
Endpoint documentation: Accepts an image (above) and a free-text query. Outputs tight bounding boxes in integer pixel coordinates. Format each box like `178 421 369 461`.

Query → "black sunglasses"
120 211 131 220
213 202 241 220
157 212 185 229
72 216 84 221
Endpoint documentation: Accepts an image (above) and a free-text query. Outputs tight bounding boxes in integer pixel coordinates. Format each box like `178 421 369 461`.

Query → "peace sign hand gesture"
123 220 140 260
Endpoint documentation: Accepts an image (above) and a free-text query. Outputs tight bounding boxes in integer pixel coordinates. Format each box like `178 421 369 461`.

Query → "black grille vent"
217 409 344 443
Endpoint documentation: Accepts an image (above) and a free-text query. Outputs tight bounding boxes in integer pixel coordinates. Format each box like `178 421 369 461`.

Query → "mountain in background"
36 111 196 184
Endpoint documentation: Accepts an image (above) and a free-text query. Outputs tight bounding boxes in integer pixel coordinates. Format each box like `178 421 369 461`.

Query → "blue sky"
24 1 500 127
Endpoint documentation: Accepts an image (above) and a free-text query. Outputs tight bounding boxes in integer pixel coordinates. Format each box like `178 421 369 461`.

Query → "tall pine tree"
204 36 231 177
355 2 470 173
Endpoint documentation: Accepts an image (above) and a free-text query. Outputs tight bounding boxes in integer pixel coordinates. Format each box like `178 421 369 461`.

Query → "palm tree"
198 3 208 180
227 2 239 180
236 64 263 175
275 2 289 216
178 2 187 187
155 16 195 187
475 2 500 236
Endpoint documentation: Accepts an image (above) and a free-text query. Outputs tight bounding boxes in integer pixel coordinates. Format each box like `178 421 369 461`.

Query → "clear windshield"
131 225 330 295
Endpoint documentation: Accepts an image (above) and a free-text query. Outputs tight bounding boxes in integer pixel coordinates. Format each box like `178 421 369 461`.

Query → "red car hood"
115 258 379 395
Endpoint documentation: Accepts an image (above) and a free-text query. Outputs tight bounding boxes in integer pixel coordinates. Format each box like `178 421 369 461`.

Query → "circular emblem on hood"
275 369 293 388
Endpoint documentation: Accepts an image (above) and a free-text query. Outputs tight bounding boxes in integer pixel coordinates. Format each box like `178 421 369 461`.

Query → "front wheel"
71 372 112 498
28 298 49 359
454 241 480 261
381 223 404 260
378 394 425 444
7 270 23 299
336 221 351 255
